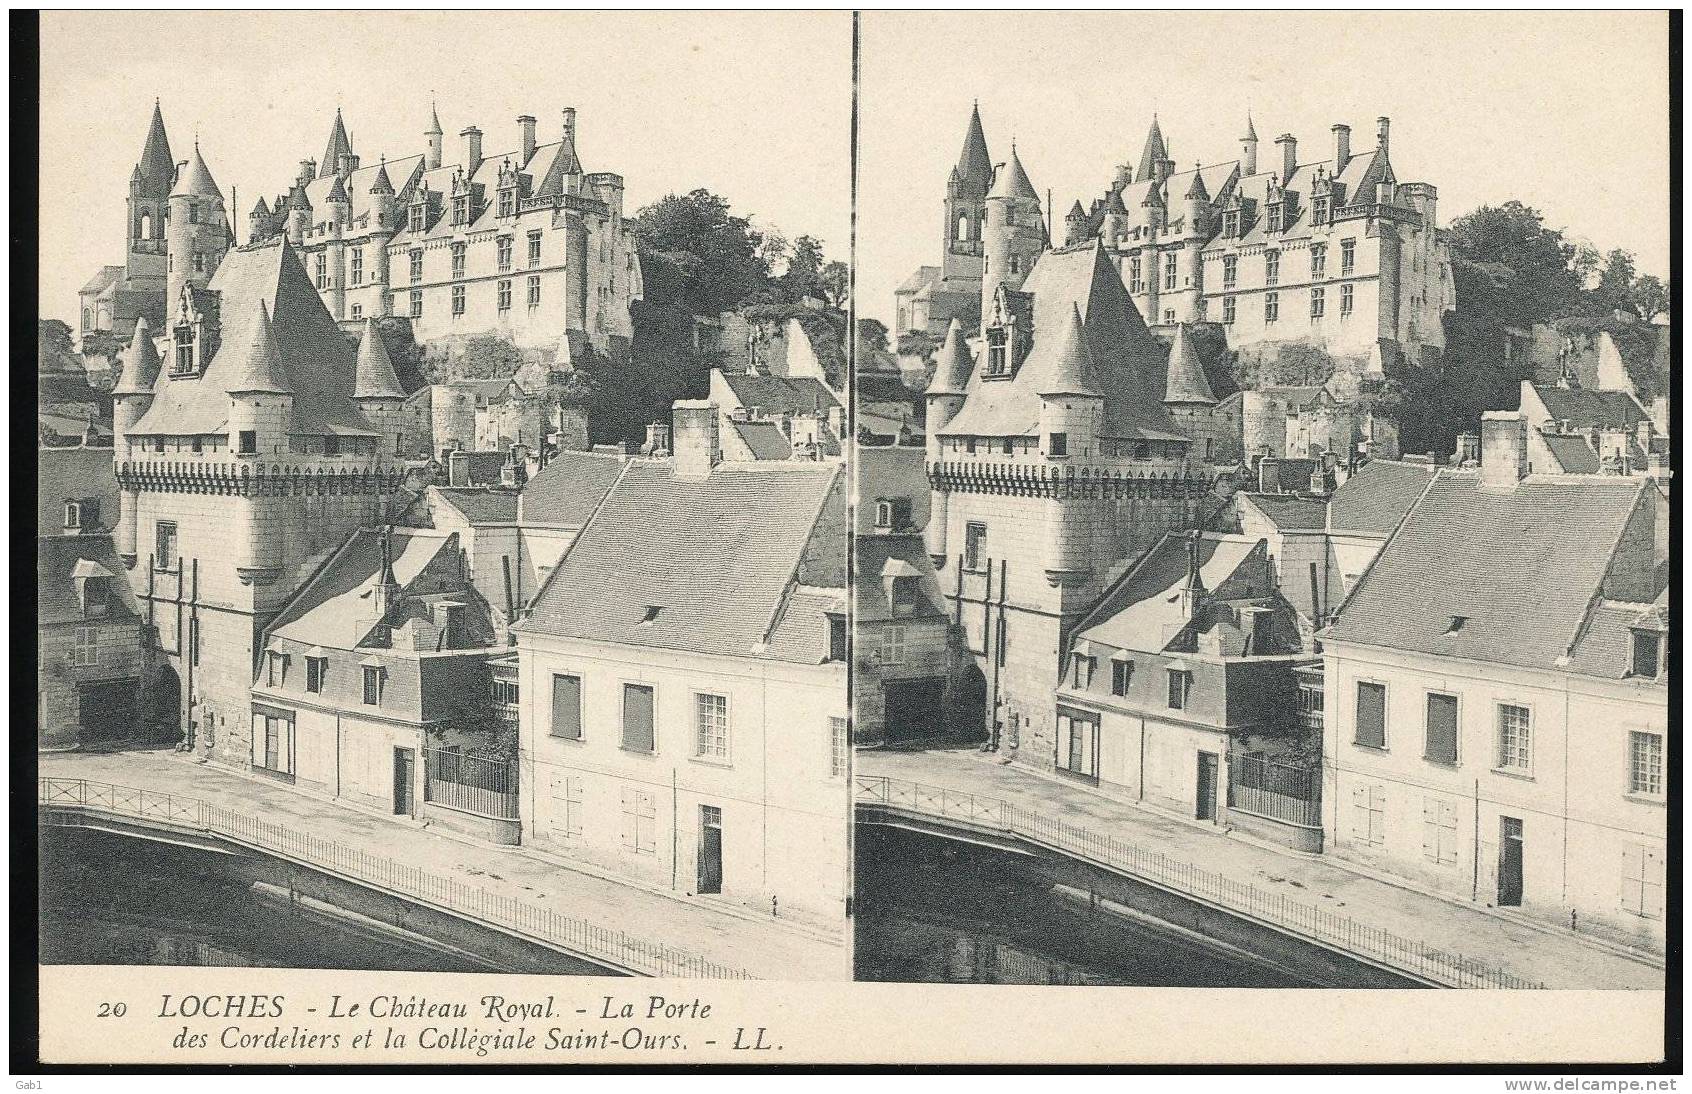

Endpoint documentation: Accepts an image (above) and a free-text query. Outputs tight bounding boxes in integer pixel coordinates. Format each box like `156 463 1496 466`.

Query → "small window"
1631 631 1661 679
528 231 543 267
497 236 513 272
361 665 382 706
1222 296 1236 325
73 626 98 667
551 674 582 739
1222 255 1237 288
350 248 364 285
323 435 340 456
1497 703 1531 771
1341 282 1355 316
880 624 906 666
451 243 466 280
1628 731 1663 796
1311 244 1327 279
984 327 1009 378
409 249 423 281
1355 681 1387 748
409 290 423 319
1265 249 1280 286
155 521 179 570
527 275 541 306
1341 238 1356 274
497 279 512 311
266 651 289 688
350 303 363 320
409 204 426 233
1424 692 1459 766
622 683 656 753
961 522 990 571
451 284 466 315
1110 659 1132 696
63 501 81 531
1072 654 1095 689
238 430 257 454
1048 432 1068 457
827 616 847 662
695 693 729 761
829 717 849 778
1310 287 1326 319
1167 668 1193 710
1265 292 1279 324
305 656 327 694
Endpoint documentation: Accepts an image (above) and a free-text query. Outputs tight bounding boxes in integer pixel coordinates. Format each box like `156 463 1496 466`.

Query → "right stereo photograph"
851 10 1670 993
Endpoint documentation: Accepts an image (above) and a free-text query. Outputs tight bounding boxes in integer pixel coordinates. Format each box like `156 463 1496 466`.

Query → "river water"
39 828 488 972
854 827 1315 987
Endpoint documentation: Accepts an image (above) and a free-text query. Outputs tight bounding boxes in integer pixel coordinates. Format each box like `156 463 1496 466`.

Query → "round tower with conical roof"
226 299 295 581
426 102 444 170
112 317 162 564
166 140 228 308
353 318 408 454
1036 305 1107 586
981 144 1046 320
923 318 975 563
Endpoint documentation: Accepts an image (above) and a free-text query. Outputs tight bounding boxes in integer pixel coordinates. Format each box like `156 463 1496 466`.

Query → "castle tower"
286 185 312 246
923 318 974 563
1063 200 1089 247
248 196 273 244
1035 305 1107 585
1101 187 1129 245
981 144 1045 320
942 103 994 283
353 318 407 455
368 162 397 318
111 316 161 564
425 102 444 170
165 141 228 308
127 101 175 284
1240 113 1259 176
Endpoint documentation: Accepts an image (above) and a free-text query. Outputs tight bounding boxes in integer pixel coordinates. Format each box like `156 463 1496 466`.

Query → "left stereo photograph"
32 9 856 993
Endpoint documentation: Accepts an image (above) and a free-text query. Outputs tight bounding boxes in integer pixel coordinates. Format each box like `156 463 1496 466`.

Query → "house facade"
38 534 153 749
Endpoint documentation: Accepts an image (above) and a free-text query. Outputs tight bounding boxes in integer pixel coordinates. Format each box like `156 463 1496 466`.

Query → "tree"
1632 275 1671 322
1446 202 1585 326
855 317 889 355
633 189 774 316
38 319 80 374
820 260 849 309
1589 248 1639 315
780 235 827 303
375 316 427 392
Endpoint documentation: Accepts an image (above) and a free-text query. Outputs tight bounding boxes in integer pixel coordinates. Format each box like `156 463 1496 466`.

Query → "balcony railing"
40 777 751 980
854 775 1541 990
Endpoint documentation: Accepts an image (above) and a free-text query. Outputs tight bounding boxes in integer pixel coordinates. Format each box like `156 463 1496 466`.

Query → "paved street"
38 749 849 982
857 747 1665 990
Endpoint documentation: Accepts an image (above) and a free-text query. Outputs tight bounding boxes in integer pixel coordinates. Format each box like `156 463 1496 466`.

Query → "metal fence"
423 747 519 820
39 777 752 980
1227 752 1321 829
854 774 1542 990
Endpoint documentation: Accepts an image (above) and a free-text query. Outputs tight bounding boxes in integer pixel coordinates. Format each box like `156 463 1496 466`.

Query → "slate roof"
940 241 1185 442
925 318 974 396
517 449 628 526
953 104 993 195
855 534 948 624
517 461 841 661
386 134 588 245
432 487 520 525
764 587 847 665
1162 323 1216 405
1539 432 1601 474
131 240 377 437
730 420 792 460
896 266 941 295
1136 118 1168 181
136 102 176 197
39 534 139 627
720 372 840 415
1566 600 1669 683
169 142 222 199
80 266 124 297
1239 492 1327 531
1323 472 1652 673
295 154 426 232
269 528 458 649
112 318 161 398
353 318 406 400
321 110 353 176
987 146 1039 201
1326 459 1438 535
1076 535 1272 656
1530 385 1648 431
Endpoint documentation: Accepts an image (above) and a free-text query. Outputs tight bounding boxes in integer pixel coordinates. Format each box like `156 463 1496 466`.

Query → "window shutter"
1425 693 1459 764
620 786 635 851
1355 682 1386 747
1643 848 1665 918
1350 785 1368 838
623 684 655 752
1422 798 1435 860
1620 845 1642 916
551 674 581 739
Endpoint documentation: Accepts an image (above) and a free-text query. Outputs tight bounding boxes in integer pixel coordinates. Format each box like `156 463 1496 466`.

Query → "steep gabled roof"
39 534 140 627
517 449 628 526
720 372 840 415
730 419 793 461
1530 384 1648 431
269 528 464 649
1323 472 1652 672
940 241 1184 442
517 461 841 661
1326 459 1438 535
1076 534 1267 656
132 240 375 436
1538 432 1601 474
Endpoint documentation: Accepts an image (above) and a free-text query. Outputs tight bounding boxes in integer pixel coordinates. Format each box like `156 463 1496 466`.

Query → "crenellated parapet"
929 459 1211 499
115 460 407 498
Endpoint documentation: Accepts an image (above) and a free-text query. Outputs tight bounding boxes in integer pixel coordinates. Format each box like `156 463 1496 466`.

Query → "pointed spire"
1136 115 1168 182
170 140 222 200
251 195 271 216
1037 305 1103 398
1242 112 1258 142
1184 164 1210 201
1067 199 1086 219
226 300 293 395
1162 323 1216 406
1105 187 1128 215
353 318 405 400
427 100 443 135
321 107 353 178
987 145 1039 202
114 317 161 396
954 102 993 193
136 100 176 193
326 175 349 203
369 158 394 195
926 319 974 397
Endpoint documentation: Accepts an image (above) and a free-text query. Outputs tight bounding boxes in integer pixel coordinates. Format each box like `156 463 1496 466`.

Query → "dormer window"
1222 209 1240 237
1267 204 1283 233
172 324 195 376
827 615 847 662
452 195 469 226
875 500 893 530
1313 196 1330 225
1631 630 1662 679
409 202 426 233
985 327 1009 378
499 188 515 218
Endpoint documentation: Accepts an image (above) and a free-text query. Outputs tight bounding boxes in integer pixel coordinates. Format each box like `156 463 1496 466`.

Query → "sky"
37 11 853 326
858 11 1672 330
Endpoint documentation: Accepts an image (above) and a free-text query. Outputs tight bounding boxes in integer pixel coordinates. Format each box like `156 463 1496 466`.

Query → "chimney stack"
1181 529 1207 615
1275 134 1298 182
562 107 578 150
1376 116 1391 155
1331 123 1351 172
644 422 672 456
517 115 537 163
461 127 483 176
1479 410 1528 491
671 400 720 480
447 449 470 487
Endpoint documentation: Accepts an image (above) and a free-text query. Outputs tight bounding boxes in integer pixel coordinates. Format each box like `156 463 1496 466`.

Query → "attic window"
827 615 847 662
63 501 82 532
985 327 1009 378
1444 615 1468 635
1631 630 1661 679
874 500 893 531
641 605 663 625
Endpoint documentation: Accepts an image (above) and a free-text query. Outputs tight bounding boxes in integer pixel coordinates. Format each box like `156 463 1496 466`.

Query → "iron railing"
423 747 519 820
1227 752 1322 829
854 774 1541 990
39 777 752 980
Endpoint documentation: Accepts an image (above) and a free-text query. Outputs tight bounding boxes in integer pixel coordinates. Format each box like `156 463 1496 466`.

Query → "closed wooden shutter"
551 674 581 739
1355 682 1386 747
623 684 655 753
1425 693 1459 764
